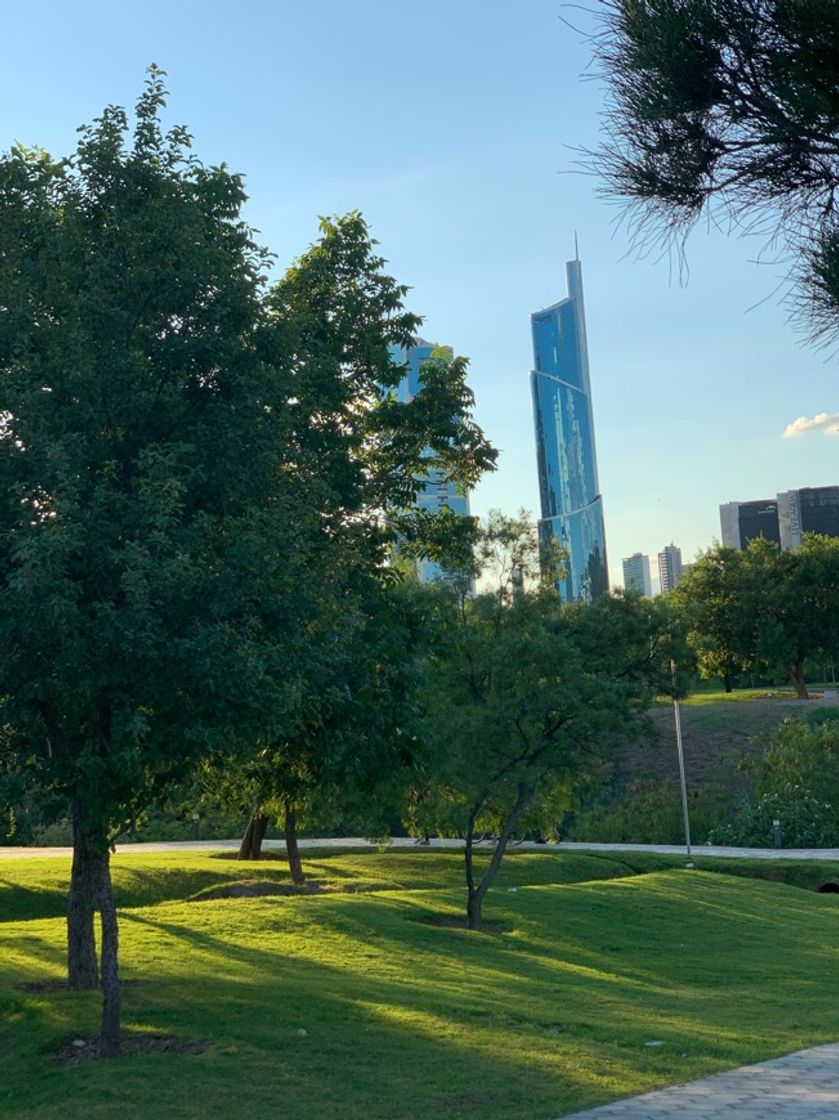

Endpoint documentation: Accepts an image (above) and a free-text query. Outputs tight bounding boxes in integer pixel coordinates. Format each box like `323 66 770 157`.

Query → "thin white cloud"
783 412 839 438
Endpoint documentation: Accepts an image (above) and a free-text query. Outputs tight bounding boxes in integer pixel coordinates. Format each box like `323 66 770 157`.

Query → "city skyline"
2 1 838 587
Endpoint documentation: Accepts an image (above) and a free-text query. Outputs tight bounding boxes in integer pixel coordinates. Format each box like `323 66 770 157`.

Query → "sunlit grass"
2 850 839 1119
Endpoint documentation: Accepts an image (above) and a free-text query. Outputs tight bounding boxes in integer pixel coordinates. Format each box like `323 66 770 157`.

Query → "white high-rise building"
622 553 652 596
658 543 684 594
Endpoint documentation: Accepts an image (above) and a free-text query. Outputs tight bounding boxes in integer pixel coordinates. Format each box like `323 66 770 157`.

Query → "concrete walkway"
560 1044 839 1119
5 837 839 860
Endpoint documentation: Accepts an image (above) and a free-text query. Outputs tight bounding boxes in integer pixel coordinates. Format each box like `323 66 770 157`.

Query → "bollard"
192 813 200 841
773 818 782 849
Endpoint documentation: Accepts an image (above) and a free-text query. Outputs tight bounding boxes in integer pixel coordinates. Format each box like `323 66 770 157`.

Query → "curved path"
4 837 839 859
559 1044 839 1119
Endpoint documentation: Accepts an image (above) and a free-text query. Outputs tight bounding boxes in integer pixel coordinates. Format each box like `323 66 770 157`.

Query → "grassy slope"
2 849 839 1120
617 696 833 801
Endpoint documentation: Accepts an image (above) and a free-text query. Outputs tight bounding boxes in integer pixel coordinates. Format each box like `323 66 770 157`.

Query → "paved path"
560 1044 839 1119
5 837 839 860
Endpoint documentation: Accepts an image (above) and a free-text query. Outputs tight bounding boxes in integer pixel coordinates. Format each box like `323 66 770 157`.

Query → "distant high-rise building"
392 339 471 583
778 486 839 550
719 500 780 550
658 543 683 594
622 553 652 596
530 254 607 602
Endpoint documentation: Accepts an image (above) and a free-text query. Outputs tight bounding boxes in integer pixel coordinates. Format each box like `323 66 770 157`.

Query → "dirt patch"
19 978 152 993
189 878 326 901
621 698 815 800
187 878 393 902
212 850 288 861
53 1032 208 1065
415 913 513 934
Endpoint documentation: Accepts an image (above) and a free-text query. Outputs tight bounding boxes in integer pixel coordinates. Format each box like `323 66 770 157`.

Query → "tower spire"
574 230 579 260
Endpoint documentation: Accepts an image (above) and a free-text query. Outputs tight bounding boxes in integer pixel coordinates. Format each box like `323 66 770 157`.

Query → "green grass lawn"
2 847 839 1119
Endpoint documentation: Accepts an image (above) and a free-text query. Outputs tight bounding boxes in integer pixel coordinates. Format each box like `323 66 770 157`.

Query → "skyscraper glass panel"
531 258 608 601
391 339 471 583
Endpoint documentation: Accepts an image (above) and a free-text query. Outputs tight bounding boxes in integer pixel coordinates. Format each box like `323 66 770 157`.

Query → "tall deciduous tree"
415 512 682 931
592 0 839 341
0 71 303 1053
225 213 494 872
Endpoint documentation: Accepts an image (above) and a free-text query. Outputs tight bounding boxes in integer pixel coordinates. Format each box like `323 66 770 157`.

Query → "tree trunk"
284 803 305 885
789 658 810 699
67 810 101 990
98 851 121 1057
237 813 255 860
723 667 733 693
464 803 481 930
465 785 533 932
238 810 269 860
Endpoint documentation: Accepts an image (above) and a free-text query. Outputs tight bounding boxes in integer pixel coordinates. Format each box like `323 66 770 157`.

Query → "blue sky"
3 0 836 586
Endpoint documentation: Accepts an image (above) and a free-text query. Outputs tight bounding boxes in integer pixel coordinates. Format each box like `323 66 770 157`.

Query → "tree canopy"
0 69 495 1051
674 535 839 697
413 512 684 929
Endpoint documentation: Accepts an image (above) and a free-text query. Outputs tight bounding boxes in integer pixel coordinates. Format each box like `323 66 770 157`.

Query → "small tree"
416 512 681 930
672 544 762 690
223 214 494 874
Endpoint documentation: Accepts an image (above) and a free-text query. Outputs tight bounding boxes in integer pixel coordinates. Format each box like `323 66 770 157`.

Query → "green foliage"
711 715 839 846
0 72 496 859
412 512 689 922
568 779 730 844
593 0 839 343
0 70 300 850
674 537 839 698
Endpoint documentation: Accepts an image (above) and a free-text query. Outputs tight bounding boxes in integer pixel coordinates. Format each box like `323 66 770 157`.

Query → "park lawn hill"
2 848 839 1119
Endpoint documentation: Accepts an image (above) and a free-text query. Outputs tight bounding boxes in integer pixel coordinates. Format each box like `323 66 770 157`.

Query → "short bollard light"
773 819 782 849
192 813 200 841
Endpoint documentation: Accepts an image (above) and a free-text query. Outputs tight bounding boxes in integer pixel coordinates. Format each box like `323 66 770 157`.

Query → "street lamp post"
671 660 693 868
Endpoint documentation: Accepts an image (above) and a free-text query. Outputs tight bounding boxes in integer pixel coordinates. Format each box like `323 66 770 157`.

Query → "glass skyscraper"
530 257 608 601
392 339 471 583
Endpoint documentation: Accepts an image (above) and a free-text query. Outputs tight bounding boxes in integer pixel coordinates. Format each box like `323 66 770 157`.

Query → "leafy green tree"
222 215 493 872
672 543 762 690
414 512 683 930
675 537 839 697
592 0 839 341
711 711 839 846
0 71 304 1052
757 536 839 697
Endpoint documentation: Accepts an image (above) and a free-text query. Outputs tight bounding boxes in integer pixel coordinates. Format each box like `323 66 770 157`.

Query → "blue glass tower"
392 339 471 583
530 257 608 601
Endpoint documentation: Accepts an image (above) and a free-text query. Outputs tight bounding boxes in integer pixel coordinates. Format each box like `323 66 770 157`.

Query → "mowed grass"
2 848 839 1120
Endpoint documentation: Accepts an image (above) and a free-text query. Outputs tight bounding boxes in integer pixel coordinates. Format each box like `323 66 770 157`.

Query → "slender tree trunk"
284 803 305 885
466 785 533 931
98 851 121 1058
237 813 255 860
251 813 269 857
67 807 100 990
464 803 480 930
238 810 270 860
789 658 810 699
723 667 733 694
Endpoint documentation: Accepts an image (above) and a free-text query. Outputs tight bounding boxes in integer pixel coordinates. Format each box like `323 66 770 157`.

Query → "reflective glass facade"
392 340 471 583
531 259 608 601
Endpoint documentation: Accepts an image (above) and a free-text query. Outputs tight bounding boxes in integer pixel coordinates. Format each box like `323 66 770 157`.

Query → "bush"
566 780 729 845
709 716 839 848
